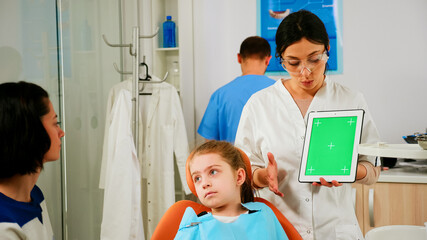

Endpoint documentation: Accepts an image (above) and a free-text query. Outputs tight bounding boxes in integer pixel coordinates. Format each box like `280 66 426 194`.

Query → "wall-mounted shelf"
156 47 179 51
359 143 427 159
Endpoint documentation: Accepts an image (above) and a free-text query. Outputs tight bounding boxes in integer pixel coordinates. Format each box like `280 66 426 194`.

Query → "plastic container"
168 61 180 90
163 16 176 48
415 134 427 150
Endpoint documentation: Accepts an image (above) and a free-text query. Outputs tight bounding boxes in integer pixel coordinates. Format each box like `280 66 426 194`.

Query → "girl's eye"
194 176 201 183
210 169 218 175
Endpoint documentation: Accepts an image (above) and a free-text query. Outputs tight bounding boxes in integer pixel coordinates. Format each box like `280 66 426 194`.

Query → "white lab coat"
100 78 190 238
235 77 380 240
100 89 144 240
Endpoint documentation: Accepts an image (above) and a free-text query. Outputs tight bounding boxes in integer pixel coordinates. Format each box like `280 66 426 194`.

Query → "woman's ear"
236 168 246 186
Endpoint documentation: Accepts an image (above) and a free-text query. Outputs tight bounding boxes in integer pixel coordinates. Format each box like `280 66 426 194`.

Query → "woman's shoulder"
0 194 15 223
31 185 45 204
0 185 45 223
325 78 363 100
326 78 360 94
246 80 282 105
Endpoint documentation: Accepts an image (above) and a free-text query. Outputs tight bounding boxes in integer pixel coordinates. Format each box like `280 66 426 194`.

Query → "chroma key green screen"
305 116 358 176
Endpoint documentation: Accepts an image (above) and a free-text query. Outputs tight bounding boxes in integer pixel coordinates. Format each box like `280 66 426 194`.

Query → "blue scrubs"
197 75 275 143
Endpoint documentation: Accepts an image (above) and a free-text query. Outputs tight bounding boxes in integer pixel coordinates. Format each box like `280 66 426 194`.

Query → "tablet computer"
298 109 365 183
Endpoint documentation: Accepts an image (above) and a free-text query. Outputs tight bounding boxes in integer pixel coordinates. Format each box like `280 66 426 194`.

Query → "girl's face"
282 37 328 95
190 153 245 216
41 100 65 162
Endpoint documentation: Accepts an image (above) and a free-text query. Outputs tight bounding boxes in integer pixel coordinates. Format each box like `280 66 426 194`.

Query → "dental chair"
151 148 302 240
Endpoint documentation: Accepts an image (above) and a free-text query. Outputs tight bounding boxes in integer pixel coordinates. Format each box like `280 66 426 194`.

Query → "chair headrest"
186 146 252 197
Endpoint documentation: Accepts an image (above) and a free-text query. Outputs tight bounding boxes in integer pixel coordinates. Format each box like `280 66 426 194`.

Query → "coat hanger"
138 71 170 96
138 56 169 95
139 62 151 81
139 56 152 95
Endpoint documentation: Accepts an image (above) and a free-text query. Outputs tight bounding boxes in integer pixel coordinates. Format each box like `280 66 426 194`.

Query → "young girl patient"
174 141 288 239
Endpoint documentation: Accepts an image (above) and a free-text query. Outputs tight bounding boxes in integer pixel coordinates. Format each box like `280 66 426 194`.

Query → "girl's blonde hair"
189 140 254 203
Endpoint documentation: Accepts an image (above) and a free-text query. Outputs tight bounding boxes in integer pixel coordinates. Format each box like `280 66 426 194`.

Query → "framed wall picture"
257 0 343 75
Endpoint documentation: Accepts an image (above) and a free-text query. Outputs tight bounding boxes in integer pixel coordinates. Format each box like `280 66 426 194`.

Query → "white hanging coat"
100 89 144 240
99 78 190 238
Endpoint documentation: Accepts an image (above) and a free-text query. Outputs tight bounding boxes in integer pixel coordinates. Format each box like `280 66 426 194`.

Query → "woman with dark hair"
235 10 381 239
0 81 65 239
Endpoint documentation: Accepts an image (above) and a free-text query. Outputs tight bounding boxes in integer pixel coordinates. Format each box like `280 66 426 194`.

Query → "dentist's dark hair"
275 9 329 61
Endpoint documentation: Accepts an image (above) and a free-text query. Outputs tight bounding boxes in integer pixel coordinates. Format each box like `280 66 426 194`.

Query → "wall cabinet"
355 144 427 234
135 1 196 238
148 0 196 201
148 0 195 145
353 182 427 235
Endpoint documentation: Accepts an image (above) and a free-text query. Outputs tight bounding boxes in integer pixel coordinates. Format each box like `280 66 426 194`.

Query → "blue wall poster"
257 0 343 75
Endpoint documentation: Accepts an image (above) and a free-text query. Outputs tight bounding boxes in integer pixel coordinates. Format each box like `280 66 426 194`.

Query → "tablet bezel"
298 109 365 183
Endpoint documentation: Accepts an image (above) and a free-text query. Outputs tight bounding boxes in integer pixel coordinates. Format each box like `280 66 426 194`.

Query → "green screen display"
305 116 358 176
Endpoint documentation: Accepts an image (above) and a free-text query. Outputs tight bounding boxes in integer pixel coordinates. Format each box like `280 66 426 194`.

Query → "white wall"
332 0 427 142
193 0 258 144
0 1 21 48
193 0 427 144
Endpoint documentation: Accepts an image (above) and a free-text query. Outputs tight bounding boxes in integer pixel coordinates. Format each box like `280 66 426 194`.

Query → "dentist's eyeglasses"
281 51 329 75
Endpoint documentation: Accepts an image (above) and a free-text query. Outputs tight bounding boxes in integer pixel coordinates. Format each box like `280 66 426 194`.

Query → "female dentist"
235 9 380 239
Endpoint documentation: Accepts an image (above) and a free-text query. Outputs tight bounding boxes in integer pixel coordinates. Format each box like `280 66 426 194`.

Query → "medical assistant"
198 75 275 143
235 77 380 240
174 202 288 240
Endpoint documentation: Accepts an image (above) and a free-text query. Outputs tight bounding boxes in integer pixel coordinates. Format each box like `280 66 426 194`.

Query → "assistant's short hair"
239 36 271 60
0 81 51 179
